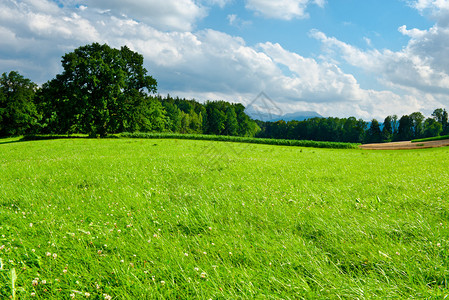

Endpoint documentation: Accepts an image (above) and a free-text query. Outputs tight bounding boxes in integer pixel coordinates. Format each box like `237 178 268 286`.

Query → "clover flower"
32 278 39 286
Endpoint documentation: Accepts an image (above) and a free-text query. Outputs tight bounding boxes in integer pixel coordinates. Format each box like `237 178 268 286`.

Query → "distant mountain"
243 92 323 122
245 109 323 122
269 111 323 122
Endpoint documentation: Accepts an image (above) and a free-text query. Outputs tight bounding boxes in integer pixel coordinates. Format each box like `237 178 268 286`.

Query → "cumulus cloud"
245 0 325 20
0 0 101 82
413 0 449 12
73 0 206 31
309 2 449 115
257 42 363 103
0 1 98 41
311 26 449 97
398 25 428 38
1 0 444 119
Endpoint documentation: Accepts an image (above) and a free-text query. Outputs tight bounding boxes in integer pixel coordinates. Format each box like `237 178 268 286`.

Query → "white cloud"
245 0 324 20
413 0 449 12
311 27 449 97
0 0 101 82
75 0 206 31
258 42 363 103
309 4 449 115
398 25 428 38
227 14 252 27
0 0 444 120
363 37 372 47
228 14 237 25
0 1 99 41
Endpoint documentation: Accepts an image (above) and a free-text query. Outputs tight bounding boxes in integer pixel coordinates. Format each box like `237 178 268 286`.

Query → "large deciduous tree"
432 108 448 135
37 43 157 137
423 117 442 138
0 71 38 137
410 111 425 139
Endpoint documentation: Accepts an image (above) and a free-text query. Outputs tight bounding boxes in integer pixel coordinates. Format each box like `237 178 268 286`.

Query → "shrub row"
117 132 360 149
412 135 449 143
19 132 360 149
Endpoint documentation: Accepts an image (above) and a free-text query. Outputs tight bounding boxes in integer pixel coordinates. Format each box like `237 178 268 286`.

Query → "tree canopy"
0 71 38 137
366 119 382 143
37 43 157 137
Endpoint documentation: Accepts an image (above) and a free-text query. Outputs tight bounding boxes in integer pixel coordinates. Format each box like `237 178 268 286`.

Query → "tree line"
255 110 448 143
0 43 259 138
1 42 448 143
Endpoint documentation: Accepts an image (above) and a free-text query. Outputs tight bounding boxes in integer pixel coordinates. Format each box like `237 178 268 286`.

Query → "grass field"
0 137 448 299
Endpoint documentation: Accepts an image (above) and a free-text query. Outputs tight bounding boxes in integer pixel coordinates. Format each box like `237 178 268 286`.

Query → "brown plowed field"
359 139 449 150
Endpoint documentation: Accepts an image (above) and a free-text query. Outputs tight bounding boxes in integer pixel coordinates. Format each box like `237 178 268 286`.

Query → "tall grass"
0 137 448 298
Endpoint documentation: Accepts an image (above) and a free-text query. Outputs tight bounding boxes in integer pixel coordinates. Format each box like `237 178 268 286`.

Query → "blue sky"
202 1 429 52
1 0 448 119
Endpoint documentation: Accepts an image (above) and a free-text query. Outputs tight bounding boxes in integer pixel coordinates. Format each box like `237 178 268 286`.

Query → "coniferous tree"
397 115 414 141
366 119 382 143
381 116 393 142
224 106 238 136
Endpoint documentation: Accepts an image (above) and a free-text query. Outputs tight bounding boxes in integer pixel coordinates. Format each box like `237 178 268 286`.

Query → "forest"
256 110 448 143
1 42 448 143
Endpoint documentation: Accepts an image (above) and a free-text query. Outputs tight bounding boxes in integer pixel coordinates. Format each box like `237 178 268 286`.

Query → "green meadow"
0 137 448 299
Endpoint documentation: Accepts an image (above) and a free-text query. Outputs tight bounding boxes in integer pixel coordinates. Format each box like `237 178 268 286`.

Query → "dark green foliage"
432 108 449 135
234 103 257 136
443 110 448 134
200 100 260 137
365 119 382 143
410 112 425 139
0 71 38 136
343 117 367 143
256 109 449 144
204 102 227 135
224 106 238 136
37 43 157 137
381 116 393 142
397 115 414 141
423 118 442 138
160 99 182 132
257 117 366 143
156 96 260 136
